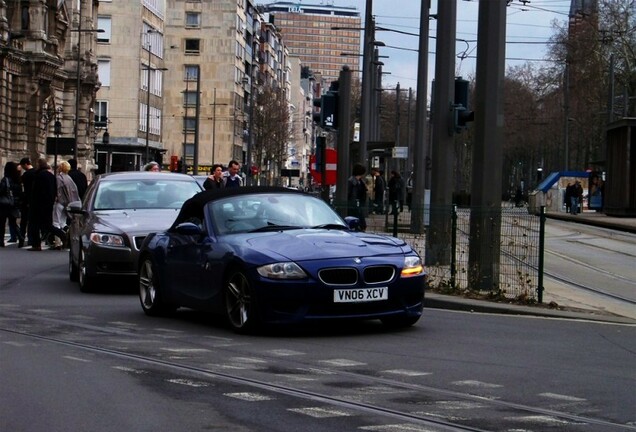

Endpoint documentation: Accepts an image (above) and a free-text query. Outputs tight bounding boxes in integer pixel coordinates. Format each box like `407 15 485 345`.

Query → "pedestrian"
19 157 36 242
224 160 242 187
347 163 367 231
564 182 572 213
0 162 25 248
406 172 414 211
50 161 79 249
67 158 88 199
571 180 583 215
27 158 56 251
203 164 226 190
388 170 404 215
371 167 385 214
143 161 161 172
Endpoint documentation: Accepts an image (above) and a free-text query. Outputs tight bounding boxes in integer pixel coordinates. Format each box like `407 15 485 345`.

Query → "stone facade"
0 0 101 176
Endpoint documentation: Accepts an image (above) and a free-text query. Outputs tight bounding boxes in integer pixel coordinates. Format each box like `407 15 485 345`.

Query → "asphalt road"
1 247 635 432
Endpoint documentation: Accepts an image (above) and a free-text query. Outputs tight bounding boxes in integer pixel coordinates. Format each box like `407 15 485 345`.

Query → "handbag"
0 178 14 208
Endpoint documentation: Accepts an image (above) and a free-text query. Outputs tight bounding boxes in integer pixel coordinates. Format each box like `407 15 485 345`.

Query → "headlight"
89 232 125 247
401 256 424 277
257 262 307 279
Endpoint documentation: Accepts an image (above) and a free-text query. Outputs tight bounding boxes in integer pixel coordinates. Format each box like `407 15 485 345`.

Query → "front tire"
139 257 175 316
224 270 258 333
78 248 96 293
69 248 79 282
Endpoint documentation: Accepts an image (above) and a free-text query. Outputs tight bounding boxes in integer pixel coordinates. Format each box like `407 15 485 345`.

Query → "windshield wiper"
311 224 348 230
248 223 302 233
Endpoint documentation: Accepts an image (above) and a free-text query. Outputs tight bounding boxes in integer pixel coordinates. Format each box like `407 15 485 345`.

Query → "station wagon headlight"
257 262 307 279
89 232 125 247
401 256 424 277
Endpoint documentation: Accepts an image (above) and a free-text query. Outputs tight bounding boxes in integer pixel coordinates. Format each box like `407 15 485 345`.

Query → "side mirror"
344 216 361 231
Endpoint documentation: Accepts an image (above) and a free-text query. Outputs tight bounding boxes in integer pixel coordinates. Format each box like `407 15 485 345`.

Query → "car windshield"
94 179 201 210
208 193 347 235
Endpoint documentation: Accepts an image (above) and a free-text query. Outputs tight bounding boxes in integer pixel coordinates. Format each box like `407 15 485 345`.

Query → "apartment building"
259 1 361 84
92 0 166 173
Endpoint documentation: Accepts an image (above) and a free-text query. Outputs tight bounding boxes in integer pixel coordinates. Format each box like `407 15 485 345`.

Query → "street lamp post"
54 108 62 168
143 30 167 166
211 88 228 164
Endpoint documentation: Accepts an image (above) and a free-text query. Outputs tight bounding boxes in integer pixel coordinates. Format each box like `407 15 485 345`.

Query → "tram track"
2 311 635 432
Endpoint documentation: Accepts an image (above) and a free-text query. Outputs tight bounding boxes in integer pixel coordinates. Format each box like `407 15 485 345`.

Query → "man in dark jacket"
19 157 36 242
67 158 88 199
347 163 367 231
27 158 56 251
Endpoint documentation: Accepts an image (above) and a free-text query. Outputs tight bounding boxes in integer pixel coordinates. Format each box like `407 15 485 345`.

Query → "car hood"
244 230 409 261
93 209 180 234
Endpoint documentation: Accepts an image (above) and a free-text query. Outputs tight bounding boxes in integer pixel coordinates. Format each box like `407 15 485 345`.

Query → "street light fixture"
53 107 63 168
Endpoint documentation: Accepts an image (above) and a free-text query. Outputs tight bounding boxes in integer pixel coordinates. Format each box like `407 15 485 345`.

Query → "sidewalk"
426 210 636 324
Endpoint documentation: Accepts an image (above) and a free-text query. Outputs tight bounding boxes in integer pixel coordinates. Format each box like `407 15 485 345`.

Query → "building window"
97 59 111 87
184 91 197 106
185 65 199 80
97 16 111 43
185 39 200 54
184 117 197 131
94 101 108 128
185 12 201 28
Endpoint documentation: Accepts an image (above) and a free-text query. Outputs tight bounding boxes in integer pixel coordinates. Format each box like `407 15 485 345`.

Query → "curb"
424 293 636 325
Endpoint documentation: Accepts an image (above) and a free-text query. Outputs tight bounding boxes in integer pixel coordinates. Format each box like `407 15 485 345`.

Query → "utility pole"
335 66 352 214
359 0 374 166
468 0 507 291
410 0 431 234
426 0 457 266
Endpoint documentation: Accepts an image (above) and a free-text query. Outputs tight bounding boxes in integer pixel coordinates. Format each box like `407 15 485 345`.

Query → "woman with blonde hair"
50 161 79 249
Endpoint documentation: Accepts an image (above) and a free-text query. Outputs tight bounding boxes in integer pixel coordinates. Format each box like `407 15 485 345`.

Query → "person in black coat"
0 162 25 247
347 163 367 231
27 158 56 251
67 158 88 200
19 157 36 242
388 170 404 214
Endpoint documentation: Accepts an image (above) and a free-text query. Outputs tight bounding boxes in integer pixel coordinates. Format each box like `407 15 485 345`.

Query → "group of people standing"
202 160 243 190
564 180 584 215
0 157 86 250
347 164 407 232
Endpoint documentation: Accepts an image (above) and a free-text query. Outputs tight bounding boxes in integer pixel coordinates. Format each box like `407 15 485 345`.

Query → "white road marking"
451 380 503 388
113 366 147 374
266 349 305 356
432 400 485 410
288 407 351 418
108 321 138 327
229 357 268 364
63 356 91 362
539 392 586 402
224 392 273 401
319 358 367 367
160 348 210 353
383 369 432 377
360 424 439 431
3 341 27 347
167 378 210 387
506 415 574 425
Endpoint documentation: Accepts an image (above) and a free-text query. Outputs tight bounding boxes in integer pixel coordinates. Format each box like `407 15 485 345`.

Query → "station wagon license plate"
334 287 388 303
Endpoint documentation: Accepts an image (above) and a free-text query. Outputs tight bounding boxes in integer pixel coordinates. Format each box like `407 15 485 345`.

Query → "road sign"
392 146 408 158
309 148 337 185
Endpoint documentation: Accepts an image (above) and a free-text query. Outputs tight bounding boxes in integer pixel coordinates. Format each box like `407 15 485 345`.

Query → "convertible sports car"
67 172 203 292
138 187 426 332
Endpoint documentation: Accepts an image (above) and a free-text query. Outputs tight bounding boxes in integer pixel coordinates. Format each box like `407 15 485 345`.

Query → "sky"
322 0 573 89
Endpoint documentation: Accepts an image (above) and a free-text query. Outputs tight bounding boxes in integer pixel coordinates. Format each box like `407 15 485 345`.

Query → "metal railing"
331 199 545 302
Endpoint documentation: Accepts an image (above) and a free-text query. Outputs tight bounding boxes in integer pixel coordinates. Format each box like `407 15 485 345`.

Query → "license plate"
333 287 388 303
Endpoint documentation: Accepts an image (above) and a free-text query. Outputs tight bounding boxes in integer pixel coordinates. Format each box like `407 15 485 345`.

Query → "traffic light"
452 77 474 133
312 82 339 130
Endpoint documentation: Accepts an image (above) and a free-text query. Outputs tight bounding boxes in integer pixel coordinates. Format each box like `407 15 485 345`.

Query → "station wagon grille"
318 268 358 286
363 266 395 284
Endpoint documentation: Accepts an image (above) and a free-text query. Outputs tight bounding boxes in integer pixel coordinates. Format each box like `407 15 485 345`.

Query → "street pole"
410 0 431 234
212 88 217 163
359 0 373 166
73 3 83 162
145 41 151 165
